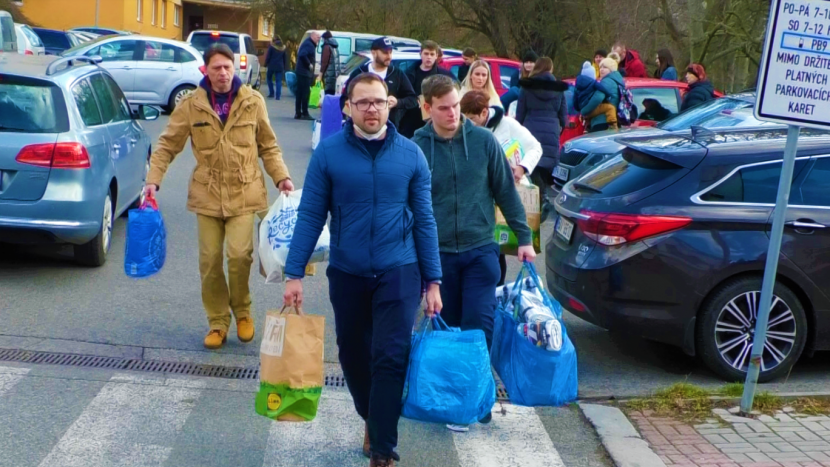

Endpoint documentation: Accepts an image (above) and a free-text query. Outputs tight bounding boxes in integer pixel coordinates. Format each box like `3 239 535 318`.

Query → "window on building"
161 0 167 28
262 18 269 36
137 0 143 22
174 5 181 26
151 0 157 25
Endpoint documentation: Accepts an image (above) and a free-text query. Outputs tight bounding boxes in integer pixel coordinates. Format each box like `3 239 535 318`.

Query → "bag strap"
279 305 305 316
523 261 562 320
140 193 158 211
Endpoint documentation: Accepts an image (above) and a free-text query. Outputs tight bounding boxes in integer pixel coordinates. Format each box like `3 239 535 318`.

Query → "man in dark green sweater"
412 76 534 429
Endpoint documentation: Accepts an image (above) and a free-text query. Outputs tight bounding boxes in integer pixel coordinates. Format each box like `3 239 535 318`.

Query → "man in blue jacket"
412 74 534 431
294 31 320 120
283 73 443 467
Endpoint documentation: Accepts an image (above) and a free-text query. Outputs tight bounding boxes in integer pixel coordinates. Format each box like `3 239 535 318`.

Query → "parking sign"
756 0 830 128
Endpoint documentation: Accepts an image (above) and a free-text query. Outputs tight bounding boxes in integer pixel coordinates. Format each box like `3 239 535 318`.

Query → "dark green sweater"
412 118 531 253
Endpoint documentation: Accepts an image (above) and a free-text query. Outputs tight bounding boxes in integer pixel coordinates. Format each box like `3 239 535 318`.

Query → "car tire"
696 276 807 383
74 190 113 267
167 85 195 112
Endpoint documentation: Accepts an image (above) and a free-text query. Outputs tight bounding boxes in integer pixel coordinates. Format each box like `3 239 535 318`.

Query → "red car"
440 57 521 95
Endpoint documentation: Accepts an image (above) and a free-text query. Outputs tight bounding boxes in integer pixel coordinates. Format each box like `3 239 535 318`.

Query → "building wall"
20 0 124 31
124 0 182 39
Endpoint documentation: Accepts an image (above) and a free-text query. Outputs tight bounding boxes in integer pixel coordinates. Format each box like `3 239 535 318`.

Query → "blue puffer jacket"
284 121 442 282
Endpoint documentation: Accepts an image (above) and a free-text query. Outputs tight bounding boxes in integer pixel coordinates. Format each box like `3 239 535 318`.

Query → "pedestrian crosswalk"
0 366 573 467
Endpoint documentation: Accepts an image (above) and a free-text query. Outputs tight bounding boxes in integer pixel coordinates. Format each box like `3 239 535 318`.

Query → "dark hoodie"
200 75 243 124
411 117 531 253
681 79 716 111
516 73 569 170
339 61 418 129
398 59 457 137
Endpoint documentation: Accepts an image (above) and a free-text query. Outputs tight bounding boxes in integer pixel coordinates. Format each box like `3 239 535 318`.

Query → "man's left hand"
278 179 294 194
512 166 526 183
517 245 536 262
388 96 398 108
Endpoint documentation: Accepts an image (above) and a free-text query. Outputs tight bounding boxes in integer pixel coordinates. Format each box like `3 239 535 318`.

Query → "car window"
393 59 419 74
342 54 369 75
701 160 808 204
355 38 373 53
0 76 67 133
630 87 679 122
72 78 103 127
102 74 132 121
89 73 120 124
1 16 15 51
38 30 69 49
499 65 518 89
93 40 138 61
659 97 751 131
175 47 197 63
22 26 43 47
142 41 176 62
190 33 240 54
244 36 255 54
797 158 830 207
336 37 352 56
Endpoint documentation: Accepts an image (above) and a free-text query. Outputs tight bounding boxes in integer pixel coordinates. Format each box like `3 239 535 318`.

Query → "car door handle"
786 220 826 229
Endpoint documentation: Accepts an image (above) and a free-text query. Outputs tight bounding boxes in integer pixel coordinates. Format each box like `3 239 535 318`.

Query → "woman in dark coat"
516 57 569 190
681 63 716 111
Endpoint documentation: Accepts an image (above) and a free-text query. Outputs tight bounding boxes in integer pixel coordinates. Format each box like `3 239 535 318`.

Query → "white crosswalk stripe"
37 374 203 467
0 366 29 397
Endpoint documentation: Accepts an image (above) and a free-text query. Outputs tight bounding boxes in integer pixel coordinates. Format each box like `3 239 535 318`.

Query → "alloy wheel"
102 195 113 254
175 88 192 107
714 291 796 373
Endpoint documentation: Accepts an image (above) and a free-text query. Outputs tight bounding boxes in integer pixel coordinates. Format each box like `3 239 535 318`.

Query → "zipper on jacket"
370 158 377 273
451 139 459 253
337 206 342 247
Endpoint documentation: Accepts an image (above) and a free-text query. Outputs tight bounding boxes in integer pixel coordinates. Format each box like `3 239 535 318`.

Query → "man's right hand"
144 184 158 198
283 279 303 308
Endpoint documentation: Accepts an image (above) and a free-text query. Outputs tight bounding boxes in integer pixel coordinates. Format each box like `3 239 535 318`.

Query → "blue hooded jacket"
284 121 442 282
573 74 609 114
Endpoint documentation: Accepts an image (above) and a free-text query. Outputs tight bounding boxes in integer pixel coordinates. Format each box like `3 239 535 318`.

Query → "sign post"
745 0 830 413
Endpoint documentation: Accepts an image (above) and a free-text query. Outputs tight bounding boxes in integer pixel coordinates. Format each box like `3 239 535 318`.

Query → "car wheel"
168 85 195 112
697 277 807 382
74 190 113 267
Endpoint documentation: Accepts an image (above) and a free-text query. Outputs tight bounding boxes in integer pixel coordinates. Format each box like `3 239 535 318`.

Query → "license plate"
555 216 574 242
553 166 569 181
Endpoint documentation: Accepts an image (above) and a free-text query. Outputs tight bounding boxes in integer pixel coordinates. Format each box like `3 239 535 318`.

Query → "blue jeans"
500 86 520 110
266 70 283 99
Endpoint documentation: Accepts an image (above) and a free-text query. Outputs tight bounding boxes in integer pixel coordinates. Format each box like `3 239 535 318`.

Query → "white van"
300 30 420 73
0 11 18 53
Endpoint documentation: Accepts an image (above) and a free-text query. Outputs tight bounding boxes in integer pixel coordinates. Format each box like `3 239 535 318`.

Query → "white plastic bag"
311 119 322 150
258 190 329 284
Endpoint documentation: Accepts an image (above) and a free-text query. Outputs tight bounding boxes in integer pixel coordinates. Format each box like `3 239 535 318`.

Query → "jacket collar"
344 120 398 158
191 79 256 129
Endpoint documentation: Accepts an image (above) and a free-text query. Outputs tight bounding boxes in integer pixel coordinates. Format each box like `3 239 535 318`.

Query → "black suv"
546 127 830 382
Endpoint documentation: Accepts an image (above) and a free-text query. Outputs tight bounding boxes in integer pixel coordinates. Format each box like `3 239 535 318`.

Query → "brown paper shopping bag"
255 306 325 421
495 182 542 255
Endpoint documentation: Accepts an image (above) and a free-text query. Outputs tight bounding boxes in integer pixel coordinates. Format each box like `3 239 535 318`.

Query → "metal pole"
740 124 801 414
95 0 100 27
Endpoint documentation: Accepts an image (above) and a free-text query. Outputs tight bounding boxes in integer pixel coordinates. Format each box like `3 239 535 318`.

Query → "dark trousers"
266 70 283 99
327 263 422 458
498 253 508 286
295 74 313 116
439 243 501 350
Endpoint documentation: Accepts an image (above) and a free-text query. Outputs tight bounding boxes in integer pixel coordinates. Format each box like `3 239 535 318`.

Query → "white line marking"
262 391 366 467
38 374 201 467
453 404 565 467
0 366 29 397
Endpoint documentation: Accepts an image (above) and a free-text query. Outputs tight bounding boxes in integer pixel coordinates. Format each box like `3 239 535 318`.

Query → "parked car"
62 35 204 111
71 31 100 42
31 27 84 55
551 93 777 193
301 30 420 72
547 126 830 382
1 10 18 53
15 23 45 56
70 27 131 36
186 30 260 88
0 53 159 266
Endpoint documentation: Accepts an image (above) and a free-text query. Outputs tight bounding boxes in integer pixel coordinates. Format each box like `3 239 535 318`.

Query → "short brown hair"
422 74 458 104
460 90 490 115
462 47 477 58
421 40 441 54
204 44 234 66
347 72 389 99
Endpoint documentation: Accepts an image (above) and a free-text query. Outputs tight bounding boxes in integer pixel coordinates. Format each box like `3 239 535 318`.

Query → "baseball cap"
371 36 393 51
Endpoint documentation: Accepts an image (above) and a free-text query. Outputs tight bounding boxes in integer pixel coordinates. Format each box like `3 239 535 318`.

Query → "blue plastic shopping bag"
124 195 166 278
491 262 578 406
402 316 496 425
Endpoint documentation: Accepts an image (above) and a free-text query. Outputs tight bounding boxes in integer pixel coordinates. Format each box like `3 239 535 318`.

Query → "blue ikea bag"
491 262 578 406
402 316 496 425
124 195 166 278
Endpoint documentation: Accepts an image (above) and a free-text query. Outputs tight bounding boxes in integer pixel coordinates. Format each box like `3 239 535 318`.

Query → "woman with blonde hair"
460 60 503 108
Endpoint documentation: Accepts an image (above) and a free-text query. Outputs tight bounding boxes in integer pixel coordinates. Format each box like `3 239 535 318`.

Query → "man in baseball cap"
340 37 418 130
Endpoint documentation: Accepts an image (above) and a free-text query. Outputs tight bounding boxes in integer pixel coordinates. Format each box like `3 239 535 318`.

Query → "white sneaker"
446 424 470 432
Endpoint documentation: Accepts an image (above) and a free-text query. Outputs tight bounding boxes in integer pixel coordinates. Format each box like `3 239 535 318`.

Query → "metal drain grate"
0 348 510 399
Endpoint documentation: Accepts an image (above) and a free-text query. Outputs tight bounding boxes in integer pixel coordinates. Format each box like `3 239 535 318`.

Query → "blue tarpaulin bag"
124 195 166 278
491 262 578 406
402 316 496 425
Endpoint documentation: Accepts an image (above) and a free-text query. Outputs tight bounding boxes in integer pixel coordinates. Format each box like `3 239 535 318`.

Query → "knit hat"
322 30 333 40
522 50 539 63
686 63 707 80
581 61 595 79
599 57 618 72
608 52 621 63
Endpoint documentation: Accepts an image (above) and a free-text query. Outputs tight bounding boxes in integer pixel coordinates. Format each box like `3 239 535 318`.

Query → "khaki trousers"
197 213 256 331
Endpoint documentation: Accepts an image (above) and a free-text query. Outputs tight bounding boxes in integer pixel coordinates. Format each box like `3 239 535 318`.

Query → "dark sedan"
546 127 830 382
31 28 85 55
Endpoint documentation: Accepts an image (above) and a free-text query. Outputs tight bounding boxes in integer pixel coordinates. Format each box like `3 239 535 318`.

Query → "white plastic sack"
508 100 518 118
258 190 329 284
311 119 322 150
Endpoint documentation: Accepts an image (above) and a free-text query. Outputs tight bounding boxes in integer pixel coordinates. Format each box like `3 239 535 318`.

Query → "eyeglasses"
350 99 389 111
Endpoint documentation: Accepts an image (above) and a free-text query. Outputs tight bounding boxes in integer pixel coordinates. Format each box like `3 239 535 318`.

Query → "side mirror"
133 105 160 121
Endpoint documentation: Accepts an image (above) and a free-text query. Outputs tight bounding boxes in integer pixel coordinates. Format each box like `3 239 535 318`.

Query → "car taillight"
25 49 34 55
577 210 692 246
240 55 247 70
16 143 91 169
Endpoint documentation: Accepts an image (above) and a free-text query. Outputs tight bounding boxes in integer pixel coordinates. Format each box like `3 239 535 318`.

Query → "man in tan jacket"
145 44 293 349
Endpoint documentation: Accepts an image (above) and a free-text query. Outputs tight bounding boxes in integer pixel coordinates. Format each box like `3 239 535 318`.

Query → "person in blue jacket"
294 31 320 120
574 61 617 132
283 73 443 467
655 48 678 81
263 37 289 100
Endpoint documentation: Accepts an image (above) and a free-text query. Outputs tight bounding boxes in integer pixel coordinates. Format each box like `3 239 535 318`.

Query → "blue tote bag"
402 316 496 425
491 262 578 407
124 195 166 278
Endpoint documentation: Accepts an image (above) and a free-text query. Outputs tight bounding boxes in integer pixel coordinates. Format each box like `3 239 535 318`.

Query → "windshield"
0 77 68 133
342 53 369 75
189 33 240 54
658 97 752 131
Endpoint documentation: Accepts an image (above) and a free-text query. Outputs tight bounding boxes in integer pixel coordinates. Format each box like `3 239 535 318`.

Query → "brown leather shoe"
370 454 395 467
236 316 255 343
363 422 371 458
204 329 227 349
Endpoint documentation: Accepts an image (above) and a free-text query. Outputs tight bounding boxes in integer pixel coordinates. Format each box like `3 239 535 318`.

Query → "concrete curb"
579 402 666 467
